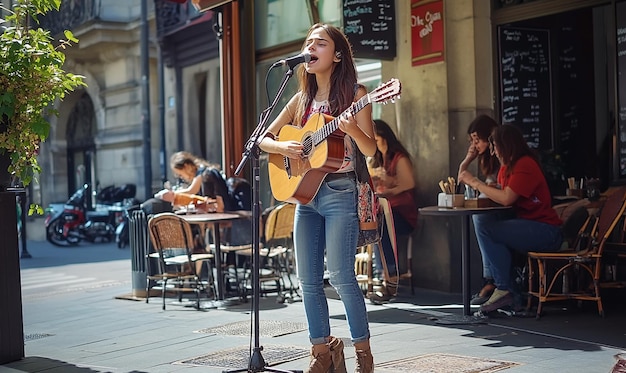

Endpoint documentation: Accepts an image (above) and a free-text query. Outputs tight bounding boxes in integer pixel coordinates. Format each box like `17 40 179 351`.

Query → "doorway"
66 93 97 208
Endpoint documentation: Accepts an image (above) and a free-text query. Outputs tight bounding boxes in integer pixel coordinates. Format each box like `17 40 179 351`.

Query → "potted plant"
0 0 85 206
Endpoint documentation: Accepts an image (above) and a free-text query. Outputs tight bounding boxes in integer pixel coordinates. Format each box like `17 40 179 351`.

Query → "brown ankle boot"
328 336 347 373
306 336 346 373
306 343 331 373
353 340 374 373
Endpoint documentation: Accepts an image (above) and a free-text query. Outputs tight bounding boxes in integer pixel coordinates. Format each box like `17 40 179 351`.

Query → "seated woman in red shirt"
458 124 562 312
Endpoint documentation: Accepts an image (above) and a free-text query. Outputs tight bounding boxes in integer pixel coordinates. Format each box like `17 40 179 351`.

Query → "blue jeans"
474 214 562 291
294 176 370 345
472 210 515 279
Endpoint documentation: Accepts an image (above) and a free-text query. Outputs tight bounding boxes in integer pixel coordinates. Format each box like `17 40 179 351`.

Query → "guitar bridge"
283 157 291 179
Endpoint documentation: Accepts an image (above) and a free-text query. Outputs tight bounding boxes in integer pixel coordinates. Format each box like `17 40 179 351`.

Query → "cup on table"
186 203 197 214
464 184 477 199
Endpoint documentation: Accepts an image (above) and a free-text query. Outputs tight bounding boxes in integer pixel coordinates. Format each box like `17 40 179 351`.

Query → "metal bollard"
129 210 150 297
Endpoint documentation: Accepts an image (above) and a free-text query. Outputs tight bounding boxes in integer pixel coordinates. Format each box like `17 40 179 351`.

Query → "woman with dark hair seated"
458 114 501 305
369 119 417 301
458 124 562 312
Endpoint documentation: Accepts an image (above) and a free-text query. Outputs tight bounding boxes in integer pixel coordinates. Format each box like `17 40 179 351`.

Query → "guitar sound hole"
302 135 313 157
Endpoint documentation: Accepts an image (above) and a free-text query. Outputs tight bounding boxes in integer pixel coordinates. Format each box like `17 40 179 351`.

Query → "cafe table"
419 205 511 324
180 212 242 304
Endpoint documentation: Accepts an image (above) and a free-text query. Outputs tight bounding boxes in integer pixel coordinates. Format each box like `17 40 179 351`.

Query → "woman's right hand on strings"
276 140 303 159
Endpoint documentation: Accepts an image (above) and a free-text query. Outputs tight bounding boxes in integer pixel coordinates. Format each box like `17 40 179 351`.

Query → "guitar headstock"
369 78 401 104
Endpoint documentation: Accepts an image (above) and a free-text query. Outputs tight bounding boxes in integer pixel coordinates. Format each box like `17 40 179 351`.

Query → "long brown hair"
467 114 500 178
169 151 219 173
371 119 412 169
293 23 358 123
491 124 539 178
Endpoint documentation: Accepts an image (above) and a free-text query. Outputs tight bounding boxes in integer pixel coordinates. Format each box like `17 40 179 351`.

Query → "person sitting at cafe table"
153 151 228 275
368 119 417 302
154 151 229 212
457 114 502 305
458 124 562 313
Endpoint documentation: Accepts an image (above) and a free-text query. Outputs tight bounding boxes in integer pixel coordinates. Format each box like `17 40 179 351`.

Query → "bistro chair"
236 203 297 301
261 202 297 302
355 244 374 295
147 212 215 310
356 197 399 301
527 187 626 319
598 191 626 290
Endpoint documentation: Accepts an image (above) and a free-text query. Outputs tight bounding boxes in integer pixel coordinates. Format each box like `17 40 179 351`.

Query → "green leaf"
63 30 78 43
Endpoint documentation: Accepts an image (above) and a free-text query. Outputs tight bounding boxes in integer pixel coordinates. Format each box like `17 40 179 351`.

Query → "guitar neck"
311 94 371 147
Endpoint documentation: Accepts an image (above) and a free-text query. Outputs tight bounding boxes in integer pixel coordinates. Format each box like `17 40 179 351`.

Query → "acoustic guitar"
268 78 402 204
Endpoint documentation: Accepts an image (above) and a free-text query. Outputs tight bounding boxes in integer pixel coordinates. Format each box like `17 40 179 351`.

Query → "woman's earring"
334 51 342 62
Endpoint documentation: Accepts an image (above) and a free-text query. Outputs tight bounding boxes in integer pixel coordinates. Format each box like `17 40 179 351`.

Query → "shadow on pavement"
3 356 148 373
19 240 130 269
330 285 626 353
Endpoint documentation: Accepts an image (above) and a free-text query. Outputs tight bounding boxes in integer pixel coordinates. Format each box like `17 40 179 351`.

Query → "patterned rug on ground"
376 353 519 373
196 320 307 337
175 344 309 369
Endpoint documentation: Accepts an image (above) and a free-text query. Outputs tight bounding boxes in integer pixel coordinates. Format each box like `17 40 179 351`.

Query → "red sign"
411 0 444 66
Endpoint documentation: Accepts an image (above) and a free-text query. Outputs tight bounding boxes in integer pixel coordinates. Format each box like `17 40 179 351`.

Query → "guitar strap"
351 83 371 184
351 138 370 184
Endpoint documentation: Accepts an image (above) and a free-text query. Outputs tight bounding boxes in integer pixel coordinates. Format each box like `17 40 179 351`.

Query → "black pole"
18 191 30 259
227 66 299 373
157 43 166 183
141 0 153 199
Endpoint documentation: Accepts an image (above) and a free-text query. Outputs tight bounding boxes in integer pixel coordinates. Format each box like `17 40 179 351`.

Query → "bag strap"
351 138 371 183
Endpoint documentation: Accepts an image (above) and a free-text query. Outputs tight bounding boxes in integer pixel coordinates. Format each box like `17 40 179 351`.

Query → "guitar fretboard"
303 94 372 152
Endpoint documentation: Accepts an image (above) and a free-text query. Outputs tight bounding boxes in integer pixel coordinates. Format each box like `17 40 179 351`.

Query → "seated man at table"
458 124 562 313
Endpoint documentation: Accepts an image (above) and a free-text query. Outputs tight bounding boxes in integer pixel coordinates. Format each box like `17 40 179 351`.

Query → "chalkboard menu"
498 27 553 150
343 0 396 60
617 1 626 176
557 25 579 160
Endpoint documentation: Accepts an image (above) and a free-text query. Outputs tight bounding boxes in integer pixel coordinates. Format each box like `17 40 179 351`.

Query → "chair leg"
162 279 167 311
409 258 414 295
536 259 546 319
593 279 605 317
195 278 201 310
407 235 414 295
146 279 150 304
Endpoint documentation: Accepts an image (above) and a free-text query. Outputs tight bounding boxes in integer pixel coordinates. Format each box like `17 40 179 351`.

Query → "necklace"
315 89 329 100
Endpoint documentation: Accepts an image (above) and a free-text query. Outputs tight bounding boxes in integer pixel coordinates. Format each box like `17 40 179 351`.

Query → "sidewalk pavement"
3 235 626 372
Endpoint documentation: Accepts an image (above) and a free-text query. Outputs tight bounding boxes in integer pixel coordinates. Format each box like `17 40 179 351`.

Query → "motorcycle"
44 184 123 246
115 203 140 249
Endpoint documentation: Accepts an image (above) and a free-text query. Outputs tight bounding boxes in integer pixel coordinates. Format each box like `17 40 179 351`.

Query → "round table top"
419 205 511 216
179 212 242 223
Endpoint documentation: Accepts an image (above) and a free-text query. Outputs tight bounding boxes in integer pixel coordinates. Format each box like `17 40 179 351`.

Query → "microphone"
272 53 311 68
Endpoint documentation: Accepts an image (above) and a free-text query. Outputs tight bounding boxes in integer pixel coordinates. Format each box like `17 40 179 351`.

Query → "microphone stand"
228 66 301 373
